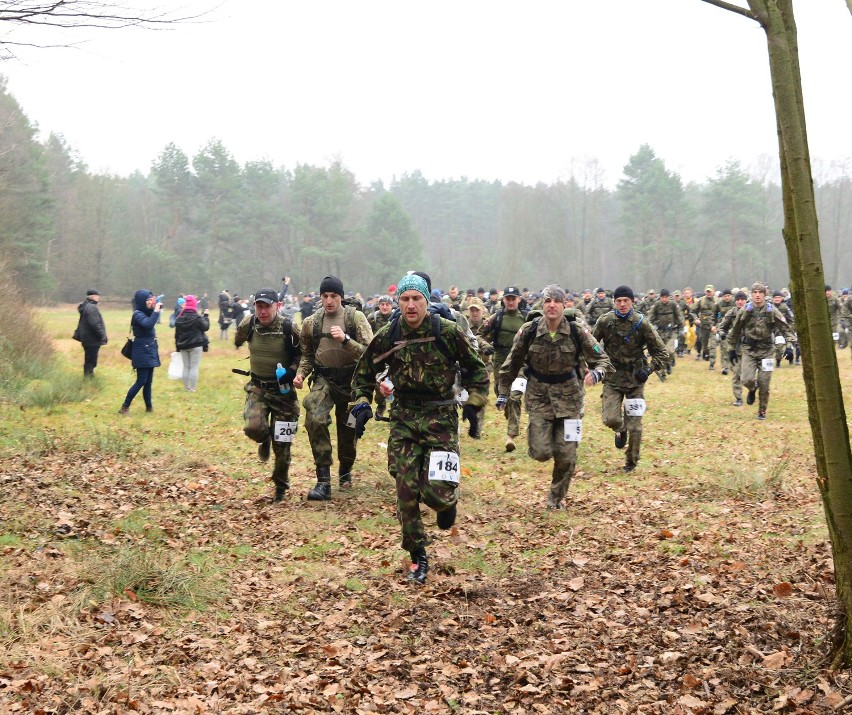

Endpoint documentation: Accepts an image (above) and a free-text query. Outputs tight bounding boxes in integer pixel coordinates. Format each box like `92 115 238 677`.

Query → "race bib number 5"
563 419 582 442
428 451 461 483
274 420 299 442
624 398 647 416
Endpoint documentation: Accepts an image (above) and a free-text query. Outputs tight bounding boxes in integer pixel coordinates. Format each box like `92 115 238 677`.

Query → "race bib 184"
563 419 582 442
273 420 299 442
428 451 461 483
624 398 647 416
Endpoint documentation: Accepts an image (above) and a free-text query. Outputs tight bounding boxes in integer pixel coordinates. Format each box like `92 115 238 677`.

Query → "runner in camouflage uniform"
585 287 613 326
498 285 613 509
293 276 373 500
235 288 302 502
368 295 395 419
646 289 683 378
711 289 737 374
692 285 718 368
593 285 669 472
350 273 489 585
717 291 748 405
771 291 796 366
726 282 796 420
827 286 842 348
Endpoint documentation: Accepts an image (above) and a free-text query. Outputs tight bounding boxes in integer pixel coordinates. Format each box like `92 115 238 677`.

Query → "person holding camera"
174 295 210 392
119 290 163 414
592 285 669 473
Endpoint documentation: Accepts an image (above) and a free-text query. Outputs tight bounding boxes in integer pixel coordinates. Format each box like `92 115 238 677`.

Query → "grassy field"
1 305 852 713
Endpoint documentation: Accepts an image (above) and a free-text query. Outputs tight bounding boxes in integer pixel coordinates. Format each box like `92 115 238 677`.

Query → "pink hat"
183 294 198 312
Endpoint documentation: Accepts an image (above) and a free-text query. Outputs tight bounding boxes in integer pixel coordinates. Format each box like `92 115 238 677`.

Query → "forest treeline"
1 76 850 303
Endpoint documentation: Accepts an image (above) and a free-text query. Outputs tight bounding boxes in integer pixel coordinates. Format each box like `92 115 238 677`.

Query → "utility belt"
745 338 773 350
395 393 456 408
313 364 356 384
250 373 280 390
525 365 577 384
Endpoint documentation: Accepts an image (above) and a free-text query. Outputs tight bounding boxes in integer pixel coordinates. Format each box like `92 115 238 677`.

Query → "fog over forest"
1 76 850 302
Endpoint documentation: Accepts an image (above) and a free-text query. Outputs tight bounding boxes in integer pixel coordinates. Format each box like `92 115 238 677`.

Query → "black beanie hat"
722 288 732 296
659 289 670 297
613 285 634 301
319 275 344 297
735 291 748 300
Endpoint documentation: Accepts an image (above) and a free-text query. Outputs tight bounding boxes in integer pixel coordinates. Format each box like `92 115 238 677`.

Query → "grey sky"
3 0 850 188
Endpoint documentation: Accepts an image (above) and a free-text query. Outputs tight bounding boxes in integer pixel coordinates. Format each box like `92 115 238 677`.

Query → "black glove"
348 403 373 438
462 404 480 439
633 367 650 384
496 395 508 411
482 346 495 356
729 349 739 365
784 346 794 364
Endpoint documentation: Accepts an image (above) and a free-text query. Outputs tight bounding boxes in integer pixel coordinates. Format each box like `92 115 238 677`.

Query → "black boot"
407 548 428 585
307 466 332 501
273 485 287 503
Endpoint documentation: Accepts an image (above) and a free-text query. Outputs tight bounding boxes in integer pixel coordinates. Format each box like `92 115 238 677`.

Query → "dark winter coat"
130 289 162 369
174 310 210 351
77 298 108 347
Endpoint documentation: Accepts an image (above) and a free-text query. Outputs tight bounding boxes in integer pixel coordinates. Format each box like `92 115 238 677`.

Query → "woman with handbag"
119 290 163 414
174 294 210 392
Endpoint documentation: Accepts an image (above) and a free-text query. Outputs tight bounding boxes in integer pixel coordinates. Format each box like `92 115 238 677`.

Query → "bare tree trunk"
701 0 852 666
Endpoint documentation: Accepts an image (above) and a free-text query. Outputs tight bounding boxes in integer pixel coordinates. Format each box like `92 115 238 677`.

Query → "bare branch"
697 0 757 21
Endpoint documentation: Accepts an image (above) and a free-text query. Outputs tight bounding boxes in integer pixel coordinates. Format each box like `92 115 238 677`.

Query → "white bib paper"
563 419 582 442
761 358 775 372
428 451 461 483
774 335 786 345
624 398 647 417
273 420 299 442
833 332 840 341
673 338 679 350
511 377 528 393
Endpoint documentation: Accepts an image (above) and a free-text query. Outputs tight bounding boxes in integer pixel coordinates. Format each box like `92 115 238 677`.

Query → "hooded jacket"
130 289 162 368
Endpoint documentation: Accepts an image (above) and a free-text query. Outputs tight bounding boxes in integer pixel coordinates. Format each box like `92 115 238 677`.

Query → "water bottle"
381 377 394 405
276 363 291 395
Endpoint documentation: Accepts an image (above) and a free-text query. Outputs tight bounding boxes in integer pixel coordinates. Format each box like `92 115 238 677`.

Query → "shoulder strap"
431 313 455 365
523 317 540 351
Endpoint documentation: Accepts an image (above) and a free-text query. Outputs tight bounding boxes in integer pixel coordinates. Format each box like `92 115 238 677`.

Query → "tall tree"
617 145 689 289
700 0 852 665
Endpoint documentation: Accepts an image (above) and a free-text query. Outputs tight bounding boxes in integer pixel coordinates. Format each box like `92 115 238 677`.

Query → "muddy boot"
307 466 332 501
407 548 429 585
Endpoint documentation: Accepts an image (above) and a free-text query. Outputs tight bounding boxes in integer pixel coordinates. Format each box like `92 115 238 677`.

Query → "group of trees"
2 77 851 303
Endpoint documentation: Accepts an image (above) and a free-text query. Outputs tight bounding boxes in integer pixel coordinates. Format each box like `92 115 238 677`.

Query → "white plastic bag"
168 351 183 380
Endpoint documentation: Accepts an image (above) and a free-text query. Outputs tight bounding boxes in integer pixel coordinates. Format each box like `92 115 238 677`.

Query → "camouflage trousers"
600 382 645 469
303 375 357 471
527 404 581 504
697 326 714 364
243 383 300 489
388 403 460 552
739 349 774 412
494 353 522 437
730 350 743 400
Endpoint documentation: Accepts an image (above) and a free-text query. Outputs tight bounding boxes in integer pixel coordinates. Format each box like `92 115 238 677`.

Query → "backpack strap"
372 314 454 366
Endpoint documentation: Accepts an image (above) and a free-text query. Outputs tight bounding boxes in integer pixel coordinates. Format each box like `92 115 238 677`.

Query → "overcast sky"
2 0 850 188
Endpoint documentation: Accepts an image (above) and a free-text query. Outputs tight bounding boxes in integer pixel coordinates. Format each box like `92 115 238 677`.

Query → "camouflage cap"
751 282 767 294
704 284 714 292
466 297 485 311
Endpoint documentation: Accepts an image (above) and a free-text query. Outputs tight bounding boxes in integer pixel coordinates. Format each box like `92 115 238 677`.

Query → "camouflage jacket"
352 316 489 408
728 302 796 356
773 301 795 328
297 306 373 380
841 299 852 326
827 295 841 326
499 317 613 420
636 297 657 315
713 298 737 326
677 298 696 322
592 310 669 389
585 297 614 325
646 301 684 336
368 309 393 333
692 295 717 326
